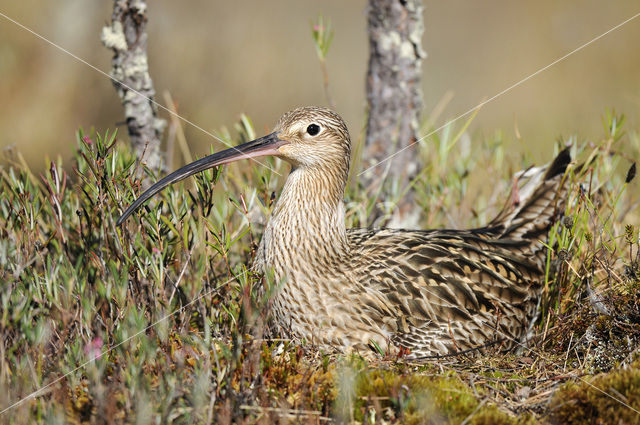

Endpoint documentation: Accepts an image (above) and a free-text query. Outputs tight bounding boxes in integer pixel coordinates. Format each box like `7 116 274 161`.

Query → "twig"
168 246 194 305
460 399 487 425
239 405 332 422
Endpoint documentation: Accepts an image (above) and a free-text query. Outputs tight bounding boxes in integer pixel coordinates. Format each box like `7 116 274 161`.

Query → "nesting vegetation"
0 106 638 424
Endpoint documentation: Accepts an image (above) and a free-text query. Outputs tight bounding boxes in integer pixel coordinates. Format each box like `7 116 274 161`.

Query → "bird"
117 106 571 359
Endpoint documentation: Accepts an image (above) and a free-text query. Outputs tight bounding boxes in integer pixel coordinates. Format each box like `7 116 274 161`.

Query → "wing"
344 148 571 357
348 228 544 356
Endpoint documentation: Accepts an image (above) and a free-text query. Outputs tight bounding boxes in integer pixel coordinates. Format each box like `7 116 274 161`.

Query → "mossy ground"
0 112 638 424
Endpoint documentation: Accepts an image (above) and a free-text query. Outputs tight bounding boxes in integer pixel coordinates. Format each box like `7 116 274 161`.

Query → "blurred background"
1 0 639 171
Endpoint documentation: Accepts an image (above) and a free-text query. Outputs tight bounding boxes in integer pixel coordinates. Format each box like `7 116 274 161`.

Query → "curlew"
117 106 571 358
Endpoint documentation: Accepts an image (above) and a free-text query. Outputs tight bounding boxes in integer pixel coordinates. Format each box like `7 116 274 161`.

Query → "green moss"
470 410 537 425
341 359 527 424
547 361 640 424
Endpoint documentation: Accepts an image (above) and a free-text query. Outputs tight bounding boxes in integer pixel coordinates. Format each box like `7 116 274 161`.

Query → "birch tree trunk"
364 0 425 227
102 0 166 173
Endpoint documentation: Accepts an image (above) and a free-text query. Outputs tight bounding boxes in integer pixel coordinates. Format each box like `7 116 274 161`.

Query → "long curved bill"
116 132 286 226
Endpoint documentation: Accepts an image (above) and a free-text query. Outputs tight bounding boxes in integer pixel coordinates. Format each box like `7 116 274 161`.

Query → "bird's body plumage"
254 107 570 358
118 106 571 358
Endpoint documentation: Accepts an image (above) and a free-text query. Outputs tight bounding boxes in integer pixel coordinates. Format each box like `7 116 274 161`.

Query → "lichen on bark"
363 0 426 228
102 0 166 174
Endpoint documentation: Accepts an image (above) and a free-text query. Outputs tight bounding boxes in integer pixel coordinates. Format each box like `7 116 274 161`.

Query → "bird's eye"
306 124 320 136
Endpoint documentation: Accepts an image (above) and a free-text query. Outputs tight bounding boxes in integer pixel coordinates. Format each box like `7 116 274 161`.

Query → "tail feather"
488 148 571 245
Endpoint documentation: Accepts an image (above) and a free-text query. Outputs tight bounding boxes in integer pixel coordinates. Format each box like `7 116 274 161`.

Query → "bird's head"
273 106 351 169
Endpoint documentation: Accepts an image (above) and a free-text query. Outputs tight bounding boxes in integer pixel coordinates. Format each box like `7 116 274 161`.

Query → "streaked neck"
271 165 349 257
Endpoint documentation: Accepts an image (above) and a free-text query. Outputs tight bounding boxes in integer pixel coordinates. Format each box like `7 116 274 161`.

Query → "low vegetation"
0 110 638 424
